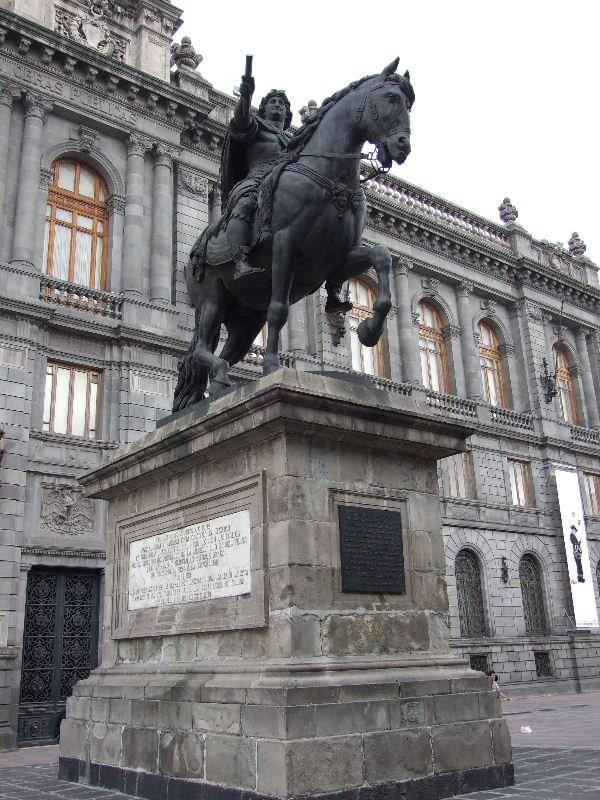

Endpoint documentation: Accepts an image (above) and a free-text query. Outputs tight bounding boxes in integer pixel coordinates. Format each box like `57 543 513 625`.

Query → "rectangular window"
534 651 553 677
584 473 600 515
508 459 533 507
440 452 476 499
43 363 101 439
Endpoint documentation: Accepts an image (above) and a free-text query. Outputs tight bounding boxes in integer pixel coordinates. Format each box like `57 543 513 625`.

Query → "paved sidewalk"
0 692 598 799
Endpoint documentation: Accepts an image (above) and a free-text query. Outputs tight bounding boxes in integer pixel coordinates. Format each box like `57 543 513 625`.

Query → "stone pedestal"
59 369 513 799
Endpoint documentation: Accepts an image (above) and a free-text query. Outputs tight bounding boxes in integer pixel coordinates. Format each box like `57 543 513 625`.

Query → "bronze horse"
173 59 414 410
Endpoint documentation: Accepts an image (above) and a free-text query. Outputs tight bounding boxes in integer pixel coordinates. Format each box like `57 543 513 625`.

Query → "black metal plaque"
338 505 405 594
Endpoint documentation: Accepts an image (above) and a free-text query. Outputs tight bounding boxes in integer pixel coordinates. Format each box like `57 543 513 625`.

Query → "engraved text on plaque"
128 510 251 610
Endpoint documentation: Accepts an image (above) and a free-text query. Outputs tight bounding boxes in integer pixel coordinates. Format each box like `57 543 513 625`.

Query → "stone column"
456 281 482 400
122 134 149 298
0 83 19 225
11 94 52 266
575 328 600 429
150 145 175 304
394 257 420 383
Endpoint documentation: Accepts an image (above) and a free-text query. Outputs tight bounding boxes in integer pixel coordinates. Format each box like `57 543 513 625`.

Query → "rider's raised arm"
231 73 258 140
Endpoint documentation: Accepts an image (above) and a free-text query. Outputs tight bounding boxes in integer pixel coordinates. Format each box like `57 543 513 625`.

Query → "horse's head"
359 58 414 168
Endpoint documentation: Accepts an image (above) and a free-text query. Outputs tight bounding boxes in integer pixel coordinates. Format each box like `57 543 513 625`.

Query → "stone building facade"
0 0 599 750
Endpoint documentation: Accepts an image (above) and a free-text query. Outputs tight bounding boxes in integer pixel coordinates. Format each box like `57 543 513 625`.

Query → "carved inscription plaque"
338 505 405 594
128 510 250 610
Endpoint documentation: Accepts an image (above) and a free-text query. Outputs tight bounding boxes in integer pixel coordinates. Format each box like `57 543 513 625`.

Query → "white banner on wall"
554 469 599 629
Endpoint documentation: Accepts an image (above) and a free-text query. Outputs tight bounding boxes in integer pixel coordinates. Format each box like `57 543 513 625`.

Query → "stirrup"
232 248 262 281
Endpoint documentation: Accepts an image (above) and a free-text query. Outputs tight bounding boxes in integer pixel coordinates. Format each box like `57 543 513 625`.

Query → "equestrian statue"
173 56 414 411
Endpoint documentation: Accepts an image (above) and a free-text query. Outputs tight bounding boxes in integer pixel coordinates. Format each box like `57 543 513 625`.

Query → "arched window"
348 279 385 376
519 554 548 635
418 300 450 392
455 549 487 637
554 345 579 425
43 159 109 289
479 321 507 407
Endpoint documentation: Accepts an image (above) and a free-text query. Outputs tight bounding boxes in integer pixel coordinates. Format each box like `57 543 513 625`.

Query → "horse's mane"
286 71 414 157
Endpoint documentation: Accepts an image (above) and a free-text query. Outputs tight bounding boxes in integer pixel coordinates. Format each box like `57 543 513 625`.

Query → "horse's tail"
172 321 209 412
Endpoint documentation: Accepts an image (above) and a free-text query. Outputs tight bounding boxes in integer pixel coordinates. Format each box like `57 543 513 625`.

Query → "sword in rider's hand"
239 55 254 120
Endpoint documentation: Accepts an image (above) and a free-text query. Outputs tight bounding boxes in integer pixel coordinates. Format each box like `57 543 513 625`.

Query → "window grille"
519 554 548 635
455 549 487 637
469 654 489 673
534 651 553 677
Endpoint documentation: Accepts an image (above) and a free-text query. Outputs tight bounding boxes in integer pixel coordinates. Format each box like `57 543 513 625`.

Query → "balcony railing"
570 425 600 446
489 406 534 430
426 390 477 419
40 276 123 319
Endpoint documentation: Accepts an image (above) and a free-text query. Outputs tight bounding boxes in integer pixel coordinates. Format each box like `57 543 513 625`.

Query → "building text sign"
128 510 251 610
554 469 599 629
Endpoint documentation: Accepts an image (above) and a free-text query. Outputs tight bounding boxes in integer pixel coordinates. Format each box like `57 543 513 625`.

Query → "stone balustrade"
570 425 600 446
488 406 534 430
426 389 478 419
40 275 123 318
364 175 509 248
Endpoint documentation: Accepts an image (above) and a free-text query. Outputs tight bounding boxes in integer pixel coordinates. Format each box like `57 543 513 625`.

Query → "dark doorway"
18 568 100 745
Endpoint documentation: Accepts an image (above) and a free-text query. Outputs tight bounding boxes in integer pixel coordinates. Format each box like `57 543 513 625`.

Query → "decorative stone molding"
170 37 202 71
443 324 461 340
18 36 31 56
520 299 543 321
178 167 208 200
41 47 55 65
154 143 180 168
77 125 98 152
480 298 496 316
0 82 20 108
411 311 420 327
568 232 586 257
39 168 53 190
23 93 52 120
40 485 94 536
457 280 474 297
54 5 128 62
393 256 412 275
107 195 126 215
127 133 151 156
498 197 518 224
421 277 439 296
498 342 515 358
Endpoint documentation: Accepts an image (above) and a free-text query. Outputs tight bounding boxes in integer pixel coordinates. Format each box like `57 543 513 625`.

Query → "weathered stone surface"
257 735 364 796
192 702 241 734
59 720 89 761
90 723 122 766
122 727 159 772
323 612 430 656
491 718 512 764
432 720 494 772
159 730 204 778
204 733 256 789
434 691 480 723
363 728 433 782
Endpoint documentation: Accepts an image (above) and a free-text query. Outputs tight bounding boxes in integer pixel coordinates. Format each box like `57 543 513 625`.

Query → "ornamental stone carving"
568 232 586 257
170 37 202 71
55 6 128 62
40 485 94 536
24 94 52 120
107 195 126 215
77 126 98 152
39 168 53 190
498 197 518 224
127 133 151 156
178 167 208 199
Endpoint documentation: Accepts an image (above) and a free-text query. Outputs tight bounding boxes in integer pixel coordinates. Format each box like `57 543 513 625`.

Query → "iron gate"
18 568 100 745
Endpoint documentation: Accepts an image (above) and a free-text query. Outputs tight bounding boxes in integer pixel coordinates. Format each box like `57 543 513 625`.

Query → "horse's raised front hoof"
357 319 381 347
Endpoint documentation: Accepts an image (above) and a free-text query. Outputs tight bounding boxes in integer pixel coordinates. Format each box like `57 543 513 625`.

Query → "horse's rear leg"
189 279 230 390
331 244 392 346
264 232 294 375
221 309 267 368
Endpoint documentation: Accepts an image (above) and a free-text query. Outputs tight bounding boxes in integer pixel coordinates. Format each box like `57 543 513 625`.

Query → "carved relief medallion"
40 485 94 536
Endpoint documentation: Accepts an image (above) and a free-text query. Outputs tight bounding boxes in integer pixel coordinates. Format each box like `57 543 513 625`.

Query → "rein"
298 150 391 184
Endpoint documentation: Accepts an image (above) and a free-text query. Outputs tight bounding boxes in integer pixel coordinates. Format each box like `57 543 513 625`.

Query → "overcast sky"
176 0 599 263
